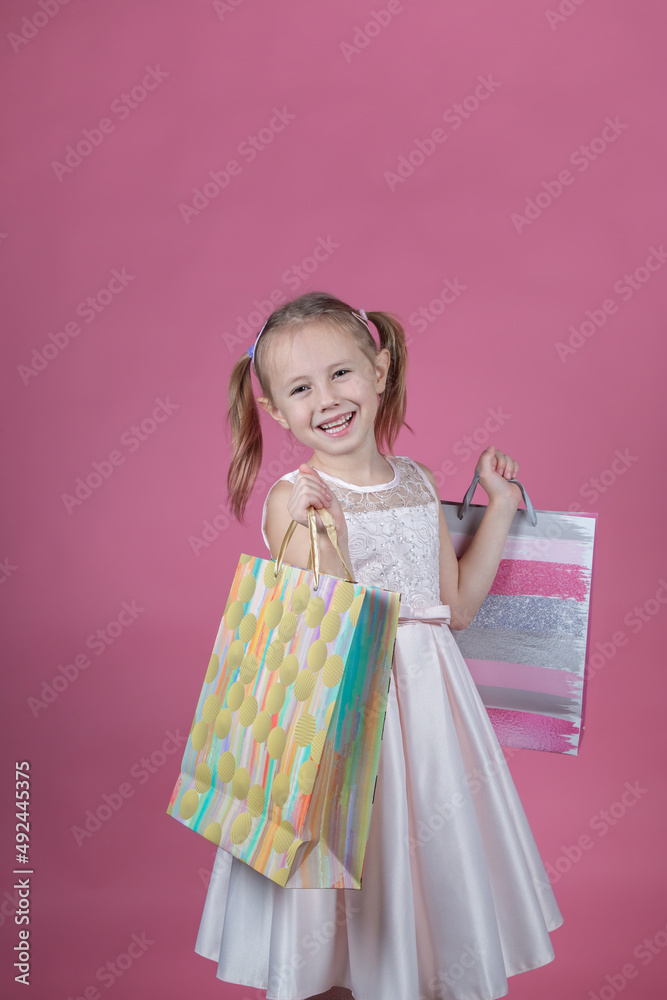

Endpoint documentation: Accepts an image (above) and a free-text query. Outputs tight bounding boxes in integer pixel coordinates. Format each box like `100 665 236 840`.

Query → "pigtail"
367 310 413 454
226 353 264 522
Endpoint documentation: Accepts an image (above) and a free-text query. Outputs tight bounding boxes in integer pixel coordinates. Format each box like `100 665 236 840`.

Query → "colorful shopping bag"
167 506 401 888
442 470 597 755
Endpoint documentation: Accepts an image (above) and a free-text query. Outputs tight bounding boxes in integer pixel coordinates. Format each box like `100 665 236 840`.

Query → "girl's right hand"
288 464 348 541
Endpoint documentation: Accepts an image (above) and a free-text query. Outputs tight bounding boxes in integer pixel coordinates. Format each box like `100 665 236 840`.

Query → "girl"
195 291 563 1000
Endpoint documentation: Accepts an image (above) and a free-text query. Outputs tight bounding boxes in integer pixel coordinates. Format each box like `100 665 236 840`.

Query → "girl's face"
257 323 390 456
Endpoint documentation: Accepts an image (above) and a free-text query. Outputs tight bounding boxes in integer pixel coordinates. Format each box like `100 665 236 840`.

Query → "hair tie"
247 319 268 365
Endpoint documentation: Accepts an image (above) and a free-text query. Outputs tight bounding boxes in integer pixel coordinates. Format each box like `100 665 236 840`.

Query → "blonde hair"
227 290 412 521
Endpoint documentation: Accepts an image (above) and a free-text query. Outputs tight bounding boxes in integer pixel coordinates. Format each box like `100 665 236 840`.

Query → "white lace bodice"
260 455 442 612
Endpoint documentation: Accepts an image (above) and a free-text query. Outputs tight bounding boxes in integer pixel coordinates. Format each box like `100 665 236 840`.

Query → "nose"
314 383 339 411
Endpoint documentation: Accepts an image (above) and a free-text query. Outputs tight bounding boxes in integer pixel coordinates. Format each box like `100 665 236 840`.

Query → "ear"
257 396 290 431
374 347 391 394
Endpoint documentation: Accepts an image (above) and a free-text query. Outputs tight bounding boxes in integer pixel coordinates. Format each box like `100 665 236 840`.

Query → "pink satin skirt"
195 609 563 1000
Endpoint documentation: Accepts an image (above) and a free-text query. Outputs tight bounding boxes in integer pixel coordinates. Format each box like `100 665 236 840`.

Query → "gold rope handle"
274 506 355 590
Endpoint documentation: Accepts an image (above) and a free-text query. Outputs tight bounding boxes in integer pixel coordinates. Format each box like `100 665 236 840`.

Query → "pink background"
2 1 666 998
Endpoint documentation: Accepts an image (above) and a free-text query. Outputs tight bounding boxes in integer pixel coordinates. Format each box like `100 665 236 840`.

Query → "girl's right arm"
263 465 353 580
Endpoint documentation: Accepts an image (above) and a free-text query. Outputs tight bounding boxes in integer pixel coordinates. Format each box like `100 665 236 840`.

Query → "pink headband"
247 309 371 368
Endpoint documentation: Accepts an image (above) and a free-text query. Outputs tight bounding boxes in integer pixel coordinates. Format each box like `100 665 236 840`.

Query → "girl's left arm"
417 445 522 630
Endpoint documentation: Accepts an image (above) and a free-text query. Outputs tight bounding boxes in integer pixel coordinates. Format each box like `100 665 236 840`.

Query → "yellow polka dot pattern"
239 696 258 727
263 561 280 589
217 751 236 784
270 867 290 886
195 763 212 792
225 600 244 629
332 580 355 612
205 653 219 683
239 653 258 683
237 573 256 603
267 726 286 760
264 598 283 630
298 760 317 795
272 772 290 807
307 639 327 672
191 721 209 751
226 681 245 711
239 613 257 643
226 640 245 670
202 694 221 724
265 641 284 672
252 710 271 743
305 596 325 628
203 822 221 844
294 713 316 747
215 708 232 740
184 564 372 878
320 609 341 642
291 583 311 613
349 593 365 626
323 654 344 688
179 789 199 820
247 784 265 817
265 683 286 715
277 611 297 642
294 669 316 702
273 820 295 854
279 654 299 686
232 767 250 800
230 812 252 844
285 837 303 867
310 728 327 765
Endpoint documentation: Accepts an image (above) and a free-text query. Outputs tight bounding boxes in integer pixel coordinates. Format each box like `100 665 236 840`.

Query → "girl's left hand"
475 445 523 507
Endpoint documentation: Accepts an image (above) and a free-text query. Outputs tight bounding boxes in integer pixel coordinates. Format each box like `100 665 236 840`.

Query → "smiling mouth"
317 411 355 435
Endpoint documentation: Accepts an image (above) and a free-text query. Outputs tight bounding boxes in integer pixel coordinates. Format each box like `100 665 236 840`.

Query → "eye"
333 369 350 378
290 384 308 396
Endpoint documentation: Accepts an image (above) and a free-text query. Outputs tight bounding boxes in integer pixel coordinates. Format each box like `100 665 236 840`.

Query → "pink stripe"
489 559 590 601
486 708 580 754
466 658 582 698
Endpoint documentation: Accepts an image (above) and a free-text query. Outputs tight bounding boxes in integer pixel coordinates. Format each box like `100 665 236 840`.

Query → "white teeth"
320 413 353 433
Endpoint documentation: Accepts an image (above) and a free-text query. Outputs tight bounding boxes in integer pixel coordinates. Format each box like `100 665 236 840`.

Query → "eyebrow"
284 360 356 389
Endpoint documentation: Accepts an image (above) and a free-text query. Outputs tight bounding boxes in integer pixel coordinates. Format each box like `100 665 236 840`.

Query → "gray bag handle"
457 468 537 527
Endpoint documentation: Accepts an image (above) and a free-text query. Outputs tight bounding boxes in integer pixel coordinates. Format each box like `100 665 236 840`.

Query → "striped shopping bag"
443 470 597 754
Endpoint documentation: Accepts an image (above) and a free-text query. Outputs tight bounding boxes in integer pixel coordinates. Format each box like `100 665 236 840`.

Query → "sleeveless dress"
195 455 563 1000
